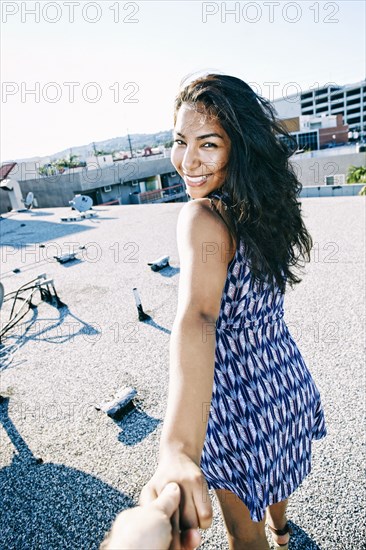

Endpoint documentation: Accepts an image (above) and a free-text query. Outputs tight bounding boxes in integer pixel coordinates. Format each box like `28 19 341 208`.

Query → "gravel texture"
0 197 365 549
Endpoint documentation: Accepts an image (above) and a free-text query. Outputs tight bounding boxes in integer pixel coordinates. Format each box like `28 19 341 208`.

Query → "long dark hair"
173 72 313 294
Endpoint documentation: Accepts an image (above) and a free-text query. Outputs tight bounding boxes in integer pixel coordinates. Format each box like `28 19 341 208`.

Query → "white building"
272 79 366 140
85 154 114 169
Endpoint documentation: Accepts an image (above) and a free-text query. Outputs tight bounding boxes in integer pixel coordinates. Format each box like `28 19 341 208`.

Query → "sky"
1 0 365 161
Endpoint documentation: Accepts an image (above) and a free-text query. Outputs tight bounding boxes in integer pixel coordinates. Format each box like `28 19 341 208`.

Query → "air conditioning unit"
324 174 345 186
103 185 112 192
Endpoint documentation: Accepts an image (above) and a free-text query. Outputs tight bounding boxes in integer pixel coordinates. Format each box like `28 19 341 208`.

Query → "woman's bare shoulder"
177 197 227 231
177 198 236 264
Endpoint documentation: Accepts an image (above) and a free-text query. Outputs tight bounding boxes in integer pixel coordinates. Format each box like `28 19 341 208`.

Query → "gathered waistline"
216 309 285 330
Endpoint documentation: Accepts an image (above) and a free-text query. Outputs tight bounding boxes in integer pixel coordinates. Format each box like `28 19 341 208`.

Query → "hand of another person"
139 451 213 549
99 481 201 550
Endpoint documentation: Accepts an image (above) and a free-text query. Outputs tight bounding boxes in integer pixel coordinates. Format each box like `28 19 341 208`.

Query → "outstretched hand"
139 451 213 549
100 481 202 550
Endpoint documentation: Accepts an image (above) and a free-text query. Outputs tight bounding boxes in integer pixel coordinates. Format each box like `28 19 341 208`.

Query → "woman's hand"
100 481 201 550
139 451 213 549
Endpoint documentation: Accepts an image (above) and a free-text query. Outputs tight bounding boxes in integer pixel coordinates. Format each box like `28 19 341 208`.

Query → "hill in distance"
10 130 175 164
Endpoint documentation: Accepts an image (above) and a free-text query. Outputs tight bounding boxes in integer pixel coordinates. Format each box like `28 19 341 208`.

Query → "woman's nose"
181 145 201 173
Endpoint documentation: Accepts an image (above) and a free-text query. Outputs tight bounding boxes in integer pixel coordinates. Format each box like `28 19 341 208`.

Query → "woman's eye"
173 140 217 148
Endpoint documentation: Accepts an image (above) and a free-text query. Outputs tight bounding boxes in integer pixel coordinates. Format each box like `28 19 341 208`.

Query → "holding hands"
100 451 213 550
140 451 213 549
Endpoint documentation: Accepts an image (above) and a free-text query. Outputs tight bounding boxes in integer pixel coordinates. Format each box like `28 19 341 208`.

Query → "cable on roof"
0 274 66 368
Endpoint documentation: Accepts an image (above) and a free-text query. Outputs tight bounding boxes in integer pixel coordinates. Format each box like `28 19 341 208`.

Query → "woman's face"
171 103 231 199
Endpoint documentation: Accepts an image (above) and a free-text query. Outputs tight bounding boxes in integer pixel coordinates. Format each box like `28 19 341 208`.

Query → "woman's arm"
158 309 217 465
159 198 234 460
140 199 234 538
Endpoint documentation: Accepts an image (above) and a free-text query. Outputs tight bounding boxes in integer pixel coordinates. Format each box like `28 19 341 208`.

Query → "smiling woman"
171 106 231 196
139 73 327 550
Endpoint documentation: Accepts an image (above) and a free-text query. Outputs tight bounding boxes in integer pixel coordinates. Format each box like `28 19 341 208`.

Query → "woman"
140 73 327 550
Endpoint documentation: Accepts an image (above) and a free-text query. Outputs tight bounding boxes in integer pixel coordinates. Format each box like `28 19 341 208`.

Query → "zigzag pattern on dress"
199 188 327 522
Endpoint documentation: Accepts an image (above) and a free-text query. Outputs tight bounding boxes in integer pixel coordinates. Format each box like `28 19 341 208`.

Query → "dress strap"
206 186 232 210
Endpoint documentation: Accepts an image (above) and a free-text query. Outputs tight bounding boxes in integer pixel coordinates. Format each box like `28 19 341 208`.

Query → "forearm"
159 311 216 465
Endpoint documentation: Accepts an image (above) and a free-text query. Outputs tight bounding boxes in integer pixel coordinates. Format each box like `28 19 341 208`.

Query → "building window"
346 88 361 96
347 97 361 106
347 107 360 115
279 131 318 152
347 116 361 124
315 97 328 105
297 131 318 150
301 92 312 100
315 88 328 96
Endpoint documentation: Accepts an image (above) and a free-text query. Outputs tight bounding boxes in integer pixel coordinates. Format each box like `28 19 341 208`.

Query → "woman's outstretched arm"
140 198 235 540
159 307 216 464
160 198 233 460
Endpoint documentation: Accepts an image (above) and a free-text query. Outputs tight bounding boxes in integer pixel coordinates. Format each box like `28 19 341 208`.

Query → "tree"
56 154 80 169
346 165 366 196
94 149 112 156
346 165 366 183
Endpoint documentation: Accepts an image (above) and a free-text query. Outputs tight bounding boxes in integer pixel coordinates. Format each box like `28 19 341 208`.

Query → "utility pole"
92 142 100 166
127 129 133 159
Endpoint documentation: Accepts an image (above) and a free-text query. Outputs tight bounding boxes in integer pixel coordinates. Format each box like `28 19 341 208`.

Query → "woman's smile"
184 173 212 186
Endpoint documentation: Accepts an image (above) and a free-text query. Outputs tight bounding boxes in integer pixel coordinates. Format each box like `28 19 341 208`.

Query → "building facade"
279 113 350 151
272 79 366 142
0 156 188 213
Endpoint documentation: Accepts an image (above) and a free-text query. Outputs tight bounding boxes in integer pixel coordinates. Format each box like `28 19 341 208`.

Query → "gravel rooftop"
0 197 365 549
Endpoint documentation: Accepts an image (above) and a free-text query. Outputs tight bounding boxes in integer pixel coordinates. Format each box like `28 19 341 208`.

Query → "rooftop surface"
0 197 365 549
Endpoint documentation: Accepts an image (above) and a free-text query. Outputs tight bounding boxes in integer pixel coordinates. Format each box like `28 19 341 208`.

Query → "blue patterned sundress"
199 187 327 523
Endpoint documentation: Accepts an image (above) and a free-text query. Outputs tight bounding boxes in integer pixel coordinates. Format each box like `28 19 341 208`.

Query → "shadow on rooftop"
141 317 171 335
0 396 135 550
155 265 180 278
0 303 100 372
21 210 55 217
115 406 162 446
0 217 96 247
272 521 324 549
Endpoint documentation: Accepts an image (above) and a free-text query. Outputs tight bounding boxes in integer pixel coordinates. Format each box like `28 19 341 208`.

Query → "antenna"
69 194 93 212
62 194 97 222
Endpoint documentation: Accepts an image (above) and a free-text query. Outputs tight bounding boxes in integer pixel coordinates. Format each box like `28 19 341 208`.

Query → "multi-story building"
272 79 366 143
